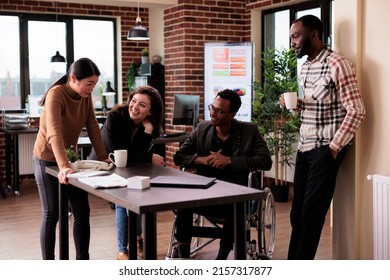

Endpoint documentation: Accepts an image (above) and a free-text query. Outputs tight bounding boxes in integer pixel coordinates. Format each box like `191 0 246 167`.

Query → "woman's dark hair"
113 86 164 138
294 15 324 43
216 88 242 113
40 57 101 106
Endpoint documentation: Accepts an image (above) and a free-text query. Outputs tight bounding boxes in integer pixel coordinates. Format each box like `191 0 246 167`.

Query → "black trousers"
288 145 347 260
33 156 90 260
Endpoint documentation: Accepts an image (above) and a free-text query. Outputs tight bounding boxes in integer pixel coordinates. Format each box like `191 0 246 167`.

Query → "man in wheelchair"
173 89 272 259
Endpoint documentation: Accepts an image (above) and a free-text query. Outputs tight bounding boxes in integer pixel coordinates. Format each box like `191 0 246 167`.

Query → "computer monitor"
172 94 200 129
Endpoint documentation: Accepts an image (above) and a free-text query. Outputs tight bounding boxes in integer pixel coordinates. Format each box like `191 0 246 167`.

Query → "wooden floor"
0 179 332 260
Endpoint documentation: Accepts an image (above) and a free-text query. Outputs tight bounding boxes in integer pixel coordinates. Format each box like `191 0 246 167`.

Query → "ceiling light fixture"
50 2 66 63
127 1 150 41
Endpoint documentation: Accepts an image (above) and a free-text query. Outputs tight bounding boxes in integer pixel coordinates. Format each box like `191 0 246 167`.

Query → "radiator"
18 133 37 175
367 174 390 259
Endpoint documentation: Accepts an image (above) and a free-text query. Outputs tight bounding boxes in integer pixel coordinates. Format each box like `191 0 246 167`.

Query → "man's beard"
297 37 312 59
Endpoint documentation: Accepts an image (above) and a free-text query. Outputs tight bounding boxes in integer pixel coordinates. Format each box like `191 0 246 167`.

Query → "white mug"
108 150 127 168
284 91 298 110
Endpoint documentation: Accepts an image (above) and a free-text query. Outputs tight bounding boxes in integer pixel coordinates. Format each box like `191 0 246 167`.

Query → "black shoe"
177 244 190 258
215 247 231 260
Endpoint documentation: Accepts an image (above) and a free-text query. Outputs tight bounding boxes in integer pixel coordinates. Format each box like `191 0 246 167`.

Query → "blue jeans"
115 205 142 253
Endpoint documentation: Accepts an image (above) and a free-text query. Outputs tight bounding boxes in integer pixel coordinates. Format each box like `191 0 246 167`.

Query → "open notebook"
150 175 216 189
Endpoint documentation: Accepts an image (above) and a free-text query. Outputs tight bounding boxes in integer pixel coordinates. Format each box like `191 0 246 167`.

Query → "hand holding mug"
283 92 298 110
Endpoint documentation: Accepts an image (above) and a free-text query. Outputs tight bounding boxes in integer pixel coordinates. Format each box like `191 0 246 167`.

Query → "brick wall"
163 0 251 164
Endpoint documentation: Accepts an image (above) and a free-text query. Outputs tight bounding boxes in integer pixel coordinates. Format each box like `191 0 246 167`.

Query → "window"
28 20 67 103
262 0 333 50
0 16 20 109
0 13 117 111
74 19 116 109
261 0 333 79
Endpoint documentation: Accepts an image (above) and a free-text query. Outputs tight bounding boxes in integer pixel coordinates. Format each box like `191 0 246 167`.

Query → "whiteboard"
204 42 253 122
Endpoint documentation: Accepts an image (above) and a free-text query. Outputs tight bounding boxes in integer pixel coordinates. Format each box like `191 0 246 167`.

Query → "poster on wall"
204 42 253 122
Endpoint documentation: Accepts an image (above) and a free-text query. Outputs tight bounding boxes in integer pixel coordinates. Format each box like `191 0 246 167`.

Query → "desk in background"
0 127 38 195
46 164 265 260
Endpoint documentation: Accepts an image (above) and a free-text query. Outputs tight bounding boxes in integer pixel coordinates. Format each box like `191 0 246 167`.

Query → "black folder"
150 175 216 189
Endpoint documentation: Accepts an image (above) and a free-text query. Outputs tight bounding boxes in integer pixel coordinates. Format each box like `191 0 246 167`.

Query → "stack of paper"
76 173 128 189
67 170 109 178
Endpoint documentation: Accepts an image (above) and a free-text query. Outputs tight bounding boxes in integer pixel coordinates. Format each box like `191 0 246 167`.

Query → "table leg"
0 183 6 199
128 211 138 260
13 134 20 195
143 212 157 260
59 183 69 260
5 134 12 190
234 202 246 260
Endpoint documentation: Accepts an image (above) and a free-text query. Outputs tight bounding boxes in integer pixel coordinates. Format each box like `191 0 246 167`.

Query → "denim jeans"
115 204 142 253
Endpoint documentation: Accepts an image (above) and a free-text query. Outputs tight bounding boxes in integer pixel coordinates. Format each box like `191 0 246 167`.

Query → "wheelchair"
166 170 276 260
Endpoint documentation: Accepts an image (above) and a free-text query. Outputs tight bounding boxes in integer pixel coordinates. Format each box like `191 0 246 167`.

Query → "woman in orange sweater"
33 58 108 260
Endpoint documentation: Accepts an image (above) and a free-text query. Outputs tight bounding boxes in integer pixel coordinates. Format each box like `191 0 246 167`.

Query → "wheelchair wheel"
258 187 276 258
166 213 205 259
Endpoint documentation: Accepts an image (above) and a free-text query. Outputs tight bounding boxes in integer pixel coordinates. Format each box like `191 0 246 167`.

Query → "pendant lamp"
51 51 66 63
127 1 150 41
50 2 66 63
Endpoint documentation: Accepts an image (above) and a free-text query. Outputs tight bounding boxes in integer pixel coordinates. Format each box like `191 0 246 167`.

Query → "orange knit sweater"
33 83 106 170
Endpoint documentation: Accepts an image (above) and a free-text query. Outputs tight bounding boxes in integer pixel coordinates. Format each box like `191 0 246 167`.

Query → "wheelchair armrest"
248 170 264 190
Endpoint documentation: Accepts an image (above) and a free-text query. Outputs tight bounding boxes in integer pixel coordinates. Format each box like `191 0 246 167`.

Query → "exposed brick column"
163 0 250 166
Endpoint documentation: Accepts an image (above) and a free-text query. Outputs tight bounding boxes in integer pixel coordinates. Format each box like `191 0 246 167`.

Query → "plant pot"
69 161 79 172
141 56 149 64
270 182 290 202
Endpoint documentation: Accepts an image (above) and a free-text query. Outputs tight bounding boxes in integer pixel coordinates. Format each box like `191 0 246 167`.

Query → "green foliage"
66 145 80 163
252 47 300 186
141 48 149 56
126 62 141 91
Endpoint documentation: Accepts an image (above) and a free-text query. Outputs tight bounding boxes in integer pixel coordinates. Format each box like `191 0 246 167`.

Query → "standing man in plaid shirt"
281 15 366 259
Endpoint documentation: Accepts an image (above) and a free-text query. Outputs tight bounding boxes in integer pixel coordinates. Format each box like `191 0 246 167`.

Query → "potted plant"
66 145 80 172
252 47 300 202
141 48 149 64
126 62 141 91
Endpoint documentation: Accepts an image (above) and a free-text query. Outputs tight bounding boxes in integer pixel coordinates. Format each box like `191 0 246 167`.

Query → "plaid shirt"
297 47 366 153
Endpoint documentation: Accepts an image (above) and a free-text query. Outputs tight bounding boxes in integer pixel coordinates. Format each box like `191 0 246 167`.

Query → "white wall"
358 0 390 259
332 0 361 260
333 0 390 259
149 7 165 64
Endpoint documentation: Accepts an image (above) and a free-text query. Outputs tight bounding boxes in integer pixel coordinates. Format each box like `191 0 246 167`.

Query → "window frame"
260 0 333 78
0 11 118 109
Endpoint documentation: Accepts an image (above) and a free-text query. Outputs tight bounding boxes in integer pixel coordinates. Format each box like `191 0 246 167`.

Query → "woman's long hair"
40 57 101 106
112 86 164 138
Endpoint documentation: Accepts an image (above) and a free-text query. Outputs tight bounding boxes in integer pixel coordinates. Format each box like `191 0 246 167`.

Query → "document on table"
77 173 128 189
67 170 110 178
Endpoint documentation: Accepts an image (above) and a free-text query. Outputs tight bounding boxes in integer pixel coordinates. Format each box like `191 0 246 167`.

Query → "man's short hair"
216 89 242 113
294 15 324 42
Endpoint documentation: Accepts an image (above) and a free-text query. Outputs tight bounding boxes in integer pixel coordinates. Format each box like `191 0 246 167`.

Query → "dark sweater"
89 107 153 165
